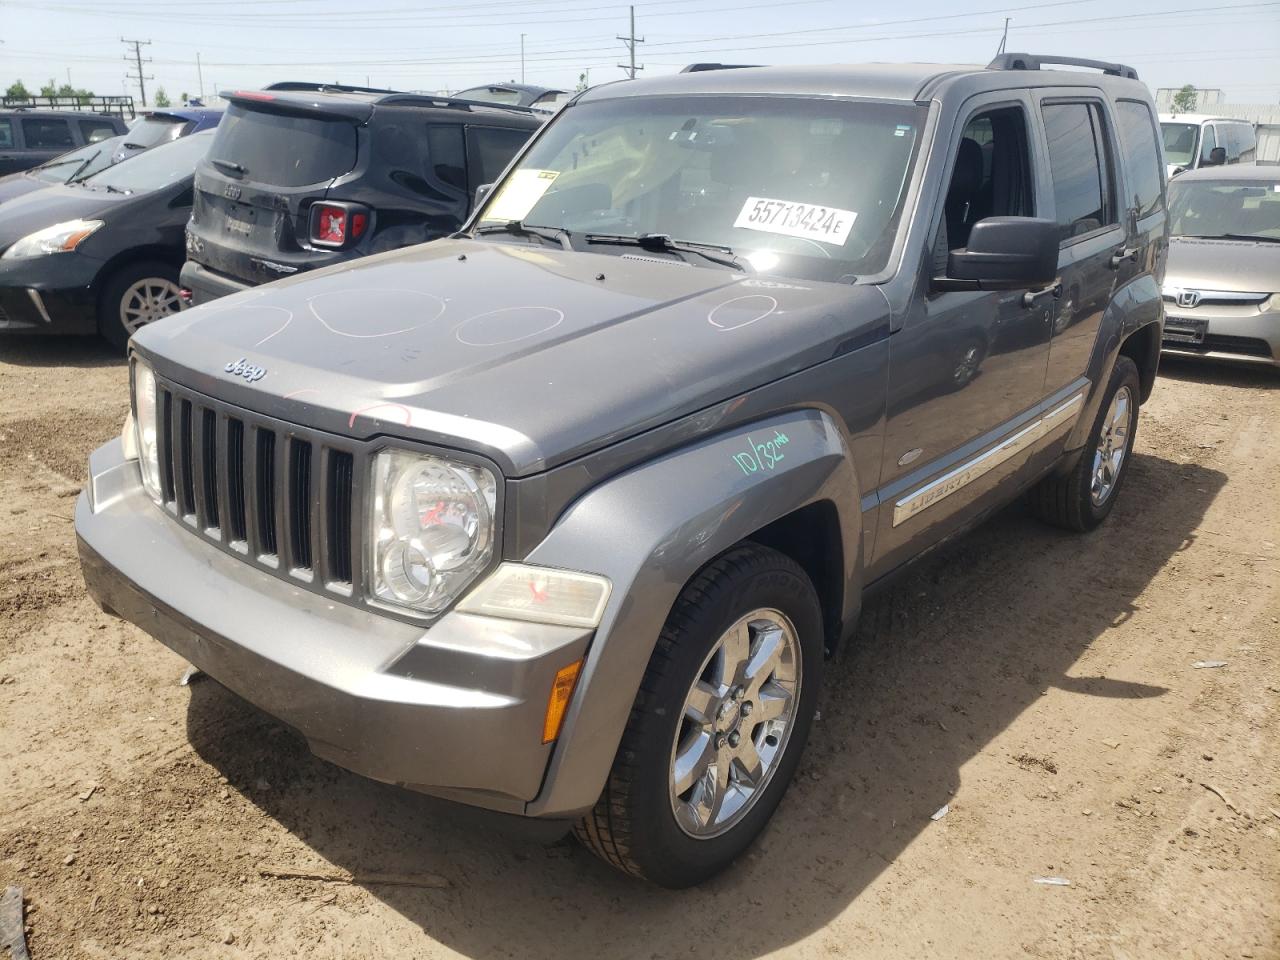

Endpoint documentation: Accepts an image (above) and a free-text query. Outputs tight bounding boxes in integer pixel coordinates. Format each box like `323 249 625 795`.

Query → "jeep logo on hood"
224 357 267 382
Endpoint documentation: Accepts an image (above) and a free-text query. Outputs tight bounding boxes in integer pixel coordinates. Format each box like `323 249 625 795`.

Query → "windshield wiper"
1190 232 1280 244
66 149 102 183
211 157 246 176
475 220 573 250
583 232 751 272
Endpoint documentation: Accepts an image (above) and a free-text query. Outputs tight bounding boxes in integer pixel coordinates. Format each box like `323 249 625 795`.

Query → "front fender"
524 407 861 817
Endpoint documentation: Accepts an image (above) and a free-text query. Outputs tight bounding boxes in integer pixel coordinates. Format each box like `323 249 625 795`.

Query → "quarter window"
1115 101 1164 220
1041 102 1115 242
0 119 12 149
21 118 74 149
79 119 117 143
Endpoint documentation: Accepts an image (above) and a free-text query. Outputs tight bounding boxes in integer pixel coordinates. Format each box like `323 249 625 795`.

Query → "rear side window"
1114 101 1163 220
1041 102 1114 241
466 126 530 193
80 119 118 143
21 118 74 149
425 125 467 191
0 120 12 148
210 103 358 187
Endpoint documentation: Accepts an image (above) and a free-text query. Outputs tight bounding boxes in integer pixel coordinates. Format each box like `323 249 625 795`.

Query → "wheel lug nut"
728 732 740 748
741 702 753 717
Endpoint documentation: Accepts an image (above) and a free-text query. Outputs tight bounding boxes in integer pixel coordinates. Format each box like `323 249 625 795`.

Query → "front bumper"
1162 300 1279 367
0 252 101 335
76 439 592 815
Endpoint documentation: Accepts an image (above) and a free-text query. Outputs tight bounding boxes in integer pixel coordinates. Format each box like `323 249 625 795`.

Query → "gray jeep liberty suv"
76 54 1167 888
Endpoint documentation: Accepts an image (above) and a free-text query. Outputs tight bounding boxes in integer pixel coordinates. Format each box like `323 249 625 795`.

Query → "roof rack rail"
379 94 538 114
988 53 1138 80
680 63 762 73
265 80 403 95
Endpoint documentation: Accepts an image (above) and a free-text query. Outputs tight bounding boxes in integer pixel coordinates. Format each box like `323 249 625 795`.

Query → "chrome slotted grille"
154 379 360 600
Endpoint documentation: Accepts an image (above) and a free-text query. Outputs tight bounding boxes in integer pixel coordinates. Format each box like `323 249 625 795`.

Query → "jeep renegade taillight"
308 202 369 249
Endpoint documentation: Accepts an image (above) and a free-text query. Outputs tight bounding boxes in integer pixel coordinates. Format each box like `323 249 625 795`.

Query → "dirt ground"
0 335 1276 960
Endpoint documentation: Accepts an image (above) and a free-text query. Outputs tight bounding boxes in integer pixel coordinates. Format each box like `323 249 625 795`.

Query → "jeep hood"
136 238 890 476
1165 235 1280 293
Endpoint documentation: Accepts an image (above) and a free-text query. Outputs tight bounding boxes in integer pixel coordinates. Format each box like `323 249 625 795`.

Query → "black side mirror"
473 182 495 206
937 216 1059 291
1207 146 1227 166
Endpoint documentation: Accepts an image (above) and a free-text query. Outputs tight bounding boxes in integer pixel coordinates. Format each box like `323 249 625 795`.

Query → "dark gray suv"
76 54 1167 888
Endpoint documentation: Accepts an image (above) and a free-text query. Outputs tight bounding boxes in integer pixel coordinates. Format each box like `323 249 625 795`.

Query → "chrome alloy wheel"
1091 384 1133 507
669 608 802 839
120 278 182 334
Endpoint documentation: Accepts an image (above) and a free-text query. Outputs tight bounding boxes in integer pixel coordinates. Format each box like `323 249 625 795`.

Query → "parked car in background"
0 109 129 176
180 82 541 305
112 108 223 162
0 134 130 205
1161 165 1279 368
0 129 214 348
1159 113 1256 178
454 82 572 112
78 54 1167 887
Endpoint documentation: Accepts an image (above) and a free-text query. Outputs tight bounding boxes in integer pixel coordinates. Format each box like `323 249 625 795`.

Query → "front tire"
1032 355 1140 531
574 543 823 887
98 260 183 351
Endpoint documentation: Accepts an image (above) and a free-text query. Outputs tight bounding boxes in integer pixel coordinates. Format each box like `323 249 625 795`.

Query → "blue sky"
2 0 1278 105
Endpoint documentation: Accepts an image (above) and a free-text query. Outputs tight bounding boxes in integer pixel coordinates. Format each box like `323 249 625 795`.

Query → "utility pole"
66 67 72 86
520 33 526 84
121 37 153 107
996 17 1011 56
616 5 644 80
196 52 204 101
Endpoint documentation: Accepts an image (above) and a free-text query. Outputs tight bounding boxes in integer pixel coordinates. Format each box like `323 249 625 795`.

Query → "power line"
617 4 644 79
121 36 153 106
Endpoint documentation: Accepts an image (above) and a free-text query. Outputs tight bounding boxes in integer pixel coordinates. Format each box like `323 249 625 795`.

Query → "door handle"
1110 246 1139 269
1022 281 1062 310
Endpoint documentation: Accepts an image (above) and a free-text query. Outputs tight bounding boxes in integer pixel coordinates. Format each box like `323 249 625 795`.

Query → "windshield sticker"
484 169 560 223
732 431 791 476
733 196 857 246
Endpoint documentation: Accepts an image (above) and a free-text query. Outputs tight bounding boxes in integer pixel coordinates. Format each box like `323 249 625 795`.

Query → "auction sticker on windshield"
733 196 857 245
484 169 560 223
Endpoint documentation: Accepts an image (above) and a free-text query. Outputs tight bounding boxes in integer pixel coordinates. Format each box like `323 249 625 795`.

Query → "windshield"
28 134 126 183
457 86 525 106
475 95 926 281
82 130 213 195
1168 179 1280 241
1161 122 1199 168
125 114 190 149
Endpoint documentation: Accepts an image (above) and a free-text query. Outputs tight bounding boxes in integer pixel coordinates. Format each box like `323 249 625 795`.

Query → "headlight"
131 358 163 502
369 449 497 615
1 219 104 259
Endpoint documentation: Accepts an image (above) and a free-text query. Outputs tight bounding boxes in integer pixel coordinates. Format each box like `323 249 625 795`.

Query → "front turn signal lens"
542 660 582 744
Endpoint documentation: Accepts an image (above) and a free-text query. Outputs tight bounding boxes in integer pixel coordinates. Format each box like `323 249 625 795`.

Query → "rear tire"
574 543 823 887
98 260 183 351
1032 355 1140 532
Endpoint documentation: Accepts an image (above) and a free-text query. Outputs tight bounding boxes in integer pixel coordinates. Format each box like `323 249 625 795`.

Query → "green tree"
5 80 30 99
154 87 171 108
40 78 58 97
1171 84 1198 113
575 71 589 93
180 91 190 104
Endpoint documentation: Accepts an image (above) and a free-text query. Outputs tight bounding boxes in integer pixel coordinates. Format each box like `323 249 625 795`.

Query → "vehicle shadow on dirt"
184 450 1225 959
1157 356 1280 390
0 335 122 368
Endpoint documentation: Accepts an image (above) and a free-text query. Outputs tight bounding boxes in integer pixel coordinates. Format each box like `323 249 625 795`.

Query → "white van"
1160 113 1257 177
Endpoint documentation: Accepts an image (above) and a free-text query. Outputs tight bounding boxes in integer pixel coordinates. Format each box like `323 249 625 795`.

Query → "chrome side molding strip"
892 391 1085 527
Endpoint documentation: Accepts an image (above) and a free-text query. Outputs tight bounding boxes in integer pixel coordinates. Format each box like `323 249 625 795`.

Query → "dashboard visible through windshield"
475 94 927 282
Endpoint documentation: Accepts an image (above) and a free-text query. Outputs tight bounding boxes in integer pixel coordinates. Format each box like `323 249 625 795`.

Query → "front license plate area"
1163 317 1208 345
